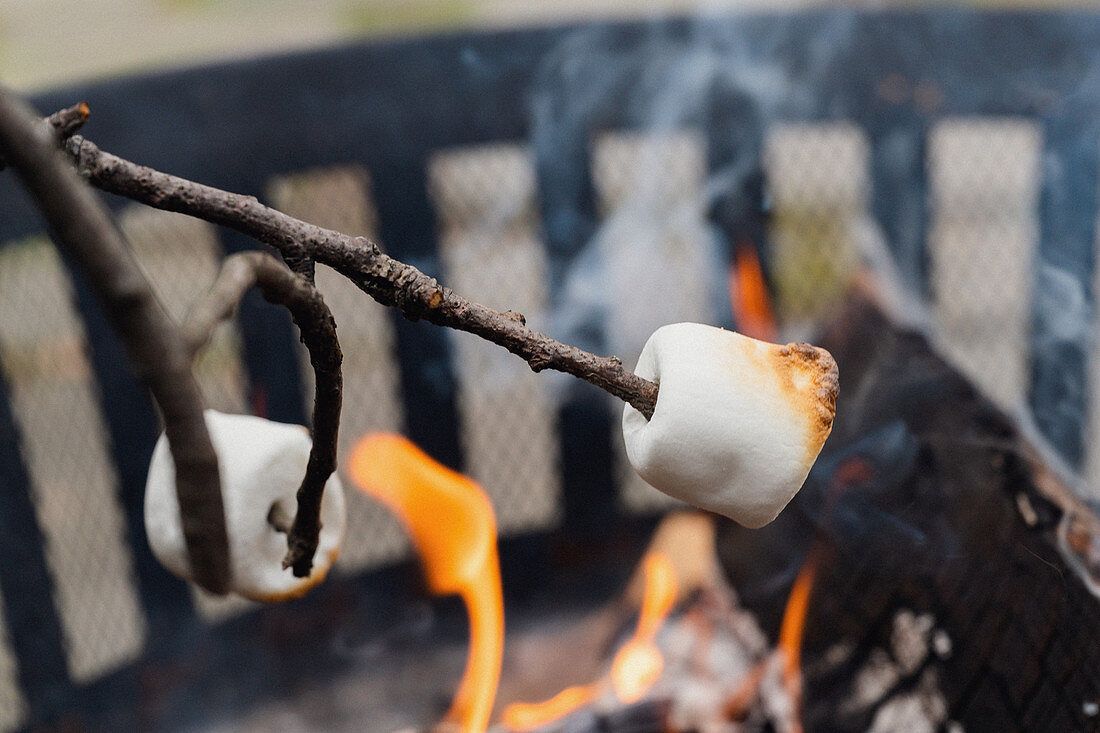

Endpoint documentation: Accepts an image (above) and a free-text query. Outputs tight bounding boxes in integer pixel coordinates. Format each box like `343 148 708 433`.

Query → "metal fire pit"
3 9 1100 732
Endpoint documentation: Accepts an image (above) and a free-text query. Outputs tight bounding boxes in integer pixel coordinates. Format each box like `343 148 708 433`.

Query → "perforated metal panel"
765 123 868 324
0 593 25 733
120 206 250 416
928 119 1041 414
591 130 718 513
430 143 563 533
0 237 145 682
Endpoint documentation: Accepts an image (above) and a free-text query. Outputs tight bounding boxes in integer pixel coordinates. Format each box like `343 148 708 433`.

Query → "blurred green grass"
338 0 476 35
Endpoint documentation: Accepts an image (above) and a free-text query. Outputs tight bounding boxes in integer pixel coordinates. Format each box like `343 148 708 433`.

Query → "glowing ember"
729 241 777 342
502 551 679 730
610 643 663 705
349 433 503 733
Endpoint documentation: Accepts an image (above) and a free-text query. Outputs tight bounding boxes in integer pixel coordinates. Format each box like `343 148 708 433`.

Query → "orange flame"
349 433 503 733
729 241 777 342
502 551 679 730
775 547 822 733
724 546 820 728
610 552 677 703
501 685 601 732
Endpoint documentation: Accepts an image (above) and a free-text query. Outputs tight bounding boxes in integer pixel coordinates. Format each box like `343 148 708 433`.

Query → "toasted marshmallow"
145 410 346 602
622 323 838 528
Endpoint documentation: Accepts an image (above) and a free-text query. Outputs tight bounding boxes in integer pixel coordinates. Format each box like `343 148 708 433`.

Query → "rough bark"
62 133 659 419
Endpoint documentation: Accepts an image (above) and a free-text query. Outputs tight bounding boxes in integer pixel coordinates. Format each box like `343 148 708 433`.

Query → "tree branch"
0 90 231 595
61 132 660 419
184 251 342 577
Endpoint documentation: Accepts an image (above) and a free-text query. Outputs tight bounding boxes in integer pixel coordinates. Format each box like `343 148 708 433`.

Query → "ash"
510 578 800 733
651 586 783 733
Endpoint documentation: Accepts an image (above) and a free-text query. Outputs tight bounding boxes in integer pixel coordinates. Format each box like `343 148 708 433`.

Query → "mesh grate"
267 165 409 572
928 118 1041 414
0 236 145 683
591 130 717 513
429 143 562 533
774 296 1100 733
119 205 250 415
764 122 868 323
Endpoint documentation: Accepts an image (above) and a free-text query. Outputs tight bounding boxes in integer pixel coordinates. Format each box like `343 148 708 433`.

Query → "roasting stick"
58 120 661 421
58 101 840 529
3 97 842 609
0 90 231 595
0 92 351 596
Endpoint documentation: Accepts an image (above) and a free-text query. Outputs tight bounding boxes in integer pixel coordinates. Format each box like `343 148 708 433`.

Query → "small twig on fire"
0 89 231 595
184 251 342 577
59 126 660 419
0 101 88 171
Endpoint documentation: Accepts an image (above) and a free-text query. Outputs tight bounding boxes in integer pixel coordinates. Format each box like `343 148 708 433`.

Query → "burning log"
519 290 1100 733
716 289 1100 731
533 289 1100 732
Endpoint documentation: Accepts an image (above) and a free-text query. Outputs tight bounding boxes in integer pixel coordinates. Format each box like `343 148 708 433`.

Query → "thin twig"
61 132 660 419
0 90 231 594
184 251 342 577
0 101 88 171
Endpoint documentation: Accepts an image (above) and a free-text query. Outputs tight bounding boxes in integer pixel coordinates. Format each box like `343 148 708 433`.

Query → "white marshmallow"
145 410 346 602
622 323 838 528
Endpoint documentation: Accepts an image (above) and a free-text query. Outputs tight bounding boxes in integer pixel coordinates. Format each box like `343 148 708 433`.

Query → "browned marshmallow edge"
738 336 839 469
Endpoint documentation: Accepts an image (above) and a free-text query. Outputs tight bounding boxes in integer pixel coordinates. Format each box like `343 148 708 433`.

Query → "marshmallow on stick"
145 410 346 602
622 323 838 528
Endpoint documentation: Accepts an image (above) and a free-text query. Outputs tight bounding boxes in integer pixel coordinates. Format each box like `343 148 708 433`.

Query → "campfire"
287 280 1100 733
5 12 1100 733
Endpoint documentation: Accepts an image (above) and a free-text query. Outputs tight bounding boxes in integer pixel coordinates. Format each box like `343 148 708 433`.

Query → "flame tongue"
501 685 601 732
729 545 818 733
502 551 679 730
730 241 778 342
349 433 503 733
778 547 819 695
611 552 677 703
